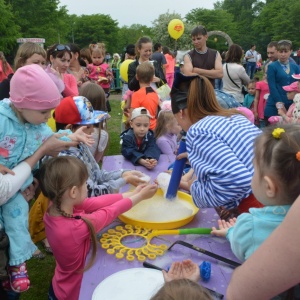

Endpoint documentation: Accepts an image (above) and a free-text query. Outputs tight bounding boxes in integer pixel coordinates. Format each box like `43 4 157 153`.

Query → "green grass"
24 95 123 300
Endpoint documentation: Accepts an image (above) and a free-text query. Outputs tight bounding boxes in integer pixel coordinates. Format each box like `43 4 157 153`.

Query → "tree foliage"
0 0 20 51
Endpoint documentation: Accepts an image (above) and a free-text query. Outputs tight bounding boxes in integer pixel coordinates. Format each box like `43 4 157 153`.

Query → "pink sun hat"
282 81 300 93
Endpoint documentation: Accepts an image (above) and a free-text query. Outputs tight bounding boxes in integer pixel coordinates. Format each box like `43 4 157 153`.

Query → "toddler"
243 80 256 112
120 107 161 169
0 64 91 292
268 82 300 124
254 62 270 127
40 156 158 300
155 105 181 155
212 125 300 263
87 43 113 112
130 62 161 130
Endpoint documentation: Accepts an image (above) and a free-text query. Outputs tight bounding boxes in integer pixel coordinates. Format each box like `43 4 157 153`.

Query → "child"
39 156 157 300
253 62 270 128
79 81 109 163
87 44 113 112
120 107 161 169
130 62 161 130
268 82 300 124
211 124 300 262
0 64 91 293
0 51 13 83
243 80 256 112
155 105 181 155
29 95 146 257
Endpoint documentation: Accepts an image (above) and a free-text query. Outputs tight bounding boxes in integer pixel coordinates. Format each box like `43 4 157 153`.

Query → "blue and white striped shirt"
187 114 261 209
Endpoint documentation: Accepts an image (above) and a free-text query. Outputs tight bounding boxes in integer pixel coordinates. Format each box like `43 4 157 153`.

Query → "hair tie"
272 128 285 139
296 151 300 161
74 215 81 220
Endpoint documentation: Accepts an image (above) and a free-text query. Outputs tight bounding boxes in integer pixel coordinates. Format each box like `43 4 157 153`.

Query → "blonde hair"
14 42 46 70
89 43 106 57
0 51 10 75
136 62 154 84
155 110 176 139
39 156 97 271
150 279 212 300
187 76 240 123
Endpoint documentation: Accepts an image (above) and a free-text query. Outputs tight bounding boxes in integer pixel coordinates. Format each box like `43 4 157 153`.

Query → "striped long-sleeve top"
187 114 261 209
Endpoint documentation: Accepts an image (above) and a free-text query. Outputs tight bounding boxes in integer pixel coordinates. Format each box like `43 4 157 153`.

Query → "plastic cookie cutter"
100 225 211 262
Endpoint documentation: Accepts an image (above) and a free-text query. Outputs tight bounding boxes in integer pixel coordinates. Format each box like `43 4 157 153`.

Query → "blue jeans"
48 282 58 300
246 62 256 79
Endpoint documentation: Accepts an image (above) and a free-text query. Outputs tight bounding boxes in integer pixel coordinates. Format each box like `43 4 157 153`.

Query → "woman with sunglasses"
264 40 299 125
47 44 79 97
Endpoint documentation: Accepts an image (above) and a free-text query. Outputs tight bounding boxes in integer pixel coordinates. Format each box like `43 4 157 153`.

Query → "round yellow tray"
119 189 199 230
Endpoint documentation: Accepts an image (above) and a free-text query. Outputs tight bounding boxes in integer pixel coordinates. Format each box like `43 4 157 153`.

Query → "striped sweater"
187 114 261 209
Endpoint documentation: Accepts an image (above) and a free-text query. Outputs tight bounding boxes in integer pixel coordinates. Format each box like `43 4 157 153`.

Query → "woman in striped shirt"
171 73 262 216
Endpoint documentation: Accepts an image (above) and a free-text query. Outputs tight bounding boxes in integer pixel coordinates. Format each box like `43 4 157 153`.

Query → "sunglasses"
278 40 292 45
53 44 70 52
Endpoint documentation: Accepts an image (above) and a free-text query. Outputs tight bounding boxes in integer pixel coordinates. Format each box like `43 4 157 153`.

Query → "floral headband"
272 128 300 161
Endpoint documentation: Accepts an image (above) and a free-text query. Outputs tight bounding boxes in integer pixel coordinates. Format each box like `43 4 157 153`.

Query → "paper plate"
92 268 164 300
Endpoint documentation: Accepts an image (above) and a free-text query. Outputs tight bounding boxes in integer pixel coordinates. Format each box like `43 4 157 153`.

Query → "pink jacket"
164 54 175 74
62 73 79 97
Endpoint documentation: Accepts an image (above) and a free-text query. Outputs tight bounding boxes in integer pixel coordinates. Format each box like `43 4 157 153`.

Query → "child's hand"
181 259 200 282
122 171 148 186
21 178 39 202
69 126 95 147
277 108 286 116
0 164 14 175
148 159 157 167
139 159 155 170
176 152 188 161
137 183 158 200
152 76 160 83
211 218 237 238
162 262 183 282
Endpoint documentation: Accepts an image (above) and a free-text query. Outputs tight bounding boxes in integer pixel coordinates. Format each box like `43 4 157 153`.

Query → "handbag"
225 64 248 96
155 80 171 100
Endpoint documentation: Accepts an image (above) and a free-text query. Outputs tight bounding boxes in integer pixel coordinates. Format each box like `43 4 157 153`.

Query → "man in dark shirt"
151 43 166 83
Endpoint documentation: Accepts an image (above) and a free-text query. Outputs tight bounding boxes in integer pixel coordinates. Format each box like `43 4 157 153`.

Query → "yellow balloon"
168 19 184 40
120 59 134 83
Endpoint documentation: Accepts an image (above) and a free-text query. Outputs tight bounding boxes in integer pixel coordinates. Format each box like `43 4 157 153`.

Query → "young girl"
40 156 157 300
243 80 256 112
87 43 113 111
212 124 300 263
79 81 109 162
155 104 181 155
253 62 270 128
163 46 176 88
47 44 79 97
268 82 300 124
0 64 91 293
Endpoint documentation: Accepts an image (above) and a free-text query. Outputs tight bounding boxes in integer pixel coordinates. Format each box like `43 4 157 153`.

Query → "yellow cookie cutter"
100 224 168 261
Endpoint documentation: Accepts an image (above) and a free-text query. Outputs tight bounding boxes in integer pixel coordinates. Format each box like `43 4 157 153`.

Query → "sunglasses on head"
278 40 292 45
53 44 70 52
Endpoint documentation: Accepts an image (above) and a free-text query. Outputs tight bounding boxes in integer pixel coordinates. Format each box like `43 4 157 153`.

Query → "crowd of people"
0 24 300 300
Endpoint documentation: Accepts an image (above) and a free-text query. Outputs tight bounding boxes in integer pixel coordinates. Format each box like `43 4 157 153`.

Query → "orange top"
131 86 159 130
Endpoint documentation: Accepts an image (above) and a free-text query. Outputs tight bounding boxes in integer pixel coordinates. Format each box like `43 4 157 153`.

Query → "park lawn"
24 95 122 300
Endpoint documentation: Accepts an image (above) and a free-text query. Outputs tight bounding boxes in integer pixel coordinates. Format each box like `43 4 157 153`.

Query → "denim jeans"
246 62 256 79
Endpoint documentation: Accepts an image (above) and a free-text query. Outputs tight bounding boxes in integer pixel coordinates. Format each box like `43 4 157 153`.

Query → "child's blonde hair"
89 43 106 57
254 124 300 203
14 42 46 70
150 279 212 300
136 62 154 84
39 156 97 270
155 110 176 139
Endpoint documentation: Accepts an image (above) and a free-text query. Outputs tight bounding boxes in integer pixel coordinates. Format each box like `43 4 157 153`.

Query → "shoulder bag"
225 64 248 96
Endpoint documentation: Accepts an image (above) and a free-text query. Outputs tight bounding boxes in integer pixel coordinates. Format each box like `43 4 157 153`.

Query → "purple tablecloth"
79 155 240 299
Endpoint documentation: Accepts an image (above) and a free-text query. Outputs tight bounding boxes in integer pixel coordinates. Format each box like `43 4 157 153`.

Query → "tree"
0 0 20 52
151 11 194 51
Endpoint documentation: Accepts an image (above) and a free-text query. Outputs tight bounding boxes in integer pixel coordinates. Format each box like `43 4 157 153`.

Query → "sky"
58 0 216 27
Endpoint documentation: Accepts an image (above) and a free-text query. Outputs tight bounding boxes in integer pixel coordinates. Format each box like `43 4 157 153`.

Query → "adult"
245 44 258 79
47 44 79 97
183 25 223 87
162 46 176 88
0 52 13 83
0 42 47 100
128 36 162 92
151 43 167 83
264 40 299 122
171 73 262 214
227 194 300 299
67 43 89 88
222 44 250 104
